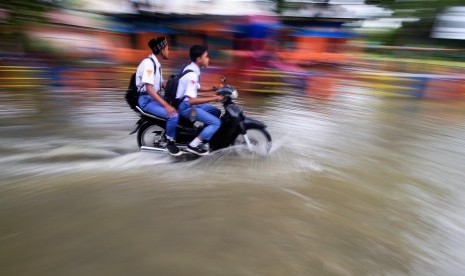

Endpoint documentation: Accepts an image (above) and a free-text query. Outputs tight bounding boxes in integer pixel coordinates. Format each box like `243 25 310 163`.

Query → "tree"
271 0 330 14
274 0 285 14
0 0 62 52
365 0 465 46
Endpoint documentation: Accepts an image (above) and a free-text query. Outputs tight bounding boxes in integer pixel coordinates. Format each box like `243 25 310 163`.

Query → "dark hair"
189 45 208 62
148 37 167 55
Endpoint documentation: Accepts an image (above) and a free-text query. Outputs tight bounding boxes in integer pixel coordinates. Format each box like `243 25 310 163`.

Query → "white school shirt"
175 62 201 100
135 54 163 93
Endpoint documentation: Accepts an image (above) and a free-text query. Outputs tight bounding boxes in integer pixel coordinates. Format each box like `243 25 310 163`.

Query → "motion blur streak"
1 89 465 275
1 0 465 275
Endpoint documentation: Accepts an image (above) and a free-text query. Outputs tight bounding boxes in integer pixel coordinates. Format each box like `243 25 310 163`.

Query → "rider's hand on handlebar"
212 85 223 92
215 95 224 102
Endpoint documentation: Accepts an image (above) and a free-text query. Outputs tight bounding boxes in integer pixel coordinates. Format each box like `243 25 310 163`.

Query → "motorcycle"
129 77 272 156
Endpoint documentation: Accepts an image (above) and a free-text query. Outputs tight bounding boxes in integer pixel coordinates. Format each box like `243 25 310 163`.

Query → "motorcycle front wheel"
137 123 166 148
233 128 272 156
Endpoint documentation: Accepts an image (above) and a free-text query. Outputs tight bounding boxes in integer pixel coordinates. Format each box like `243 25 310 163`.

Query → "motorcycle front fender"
243 117 267 130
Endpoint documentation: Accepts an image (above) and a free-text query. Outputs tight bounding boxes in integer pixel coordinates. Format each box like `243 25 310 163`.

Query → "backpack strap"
180 69 193 77
139 57 157 96
175 69 194 103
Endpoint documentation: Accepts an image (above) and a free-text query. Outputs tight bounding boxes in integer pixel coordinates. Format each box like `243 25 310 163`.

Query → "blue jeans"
178 101 221 141
139 95 179 139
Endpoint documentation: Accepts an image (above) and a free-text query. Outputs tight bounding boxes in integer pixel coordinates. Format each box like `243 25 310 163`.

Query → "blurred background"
1 0 464 97
2 1 465 276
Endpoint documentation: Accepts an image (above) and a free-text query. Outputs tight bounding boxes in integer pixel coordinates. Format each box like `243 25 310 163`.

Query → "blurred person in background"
137 37 181 156
176 45 223 156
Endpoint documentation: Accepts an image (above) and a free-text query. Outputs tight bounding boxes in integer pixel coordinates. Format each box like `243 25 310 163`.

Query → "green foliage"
367 0 464 19
366 0 465 47
271 0 330 14
0 0 63 52
0 0 58 27
274 0 286 14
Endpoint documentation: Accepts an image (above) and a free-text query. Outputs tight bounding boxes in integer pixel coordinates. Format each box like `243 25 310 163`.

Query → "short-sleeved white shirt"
135 54 163 93
175 62 201 100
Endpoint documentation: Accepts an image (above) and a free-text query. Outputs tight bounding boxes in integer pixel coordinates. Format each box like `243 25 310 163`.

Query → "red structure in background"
8 11 359 93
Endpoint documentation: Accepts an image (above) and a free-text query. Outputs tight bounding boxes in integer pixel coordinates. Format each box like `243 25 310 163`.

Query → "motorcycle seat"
135 106 166 121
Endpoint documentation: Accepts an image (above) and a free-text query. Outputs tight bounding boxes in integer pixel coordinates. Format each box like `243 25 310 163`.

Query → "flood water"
1 87 465 276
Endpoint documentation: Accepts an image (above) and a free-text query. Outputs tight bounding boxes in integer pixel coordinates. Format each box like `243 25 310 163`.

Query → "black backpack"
164 68 193 108
125 57 156 111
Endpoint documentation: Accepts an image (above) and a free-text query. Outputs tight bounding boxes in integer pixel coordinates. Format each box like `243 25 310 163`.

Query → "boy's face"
161 45 169 59
197 51 209 67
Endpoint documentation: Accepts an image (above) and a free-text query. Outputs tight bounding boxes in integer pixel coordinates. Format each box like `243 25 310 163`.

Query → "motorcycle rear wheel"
233 128 272 156
137 123 166 148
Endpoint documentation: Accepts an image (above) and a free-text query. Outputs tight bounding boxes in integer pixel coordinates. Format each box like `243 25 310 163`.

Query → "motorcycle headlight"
231 89 238 99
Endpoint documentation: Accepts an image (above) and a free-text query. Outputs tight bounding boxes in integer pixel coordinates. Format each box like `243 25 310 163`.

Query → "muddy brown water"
1 88 465 275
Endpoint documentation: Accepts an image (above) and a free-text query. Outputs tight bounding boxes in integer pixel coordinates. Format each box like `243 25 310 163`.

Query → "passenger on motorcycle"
136 37 181 156
175 45 224 156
